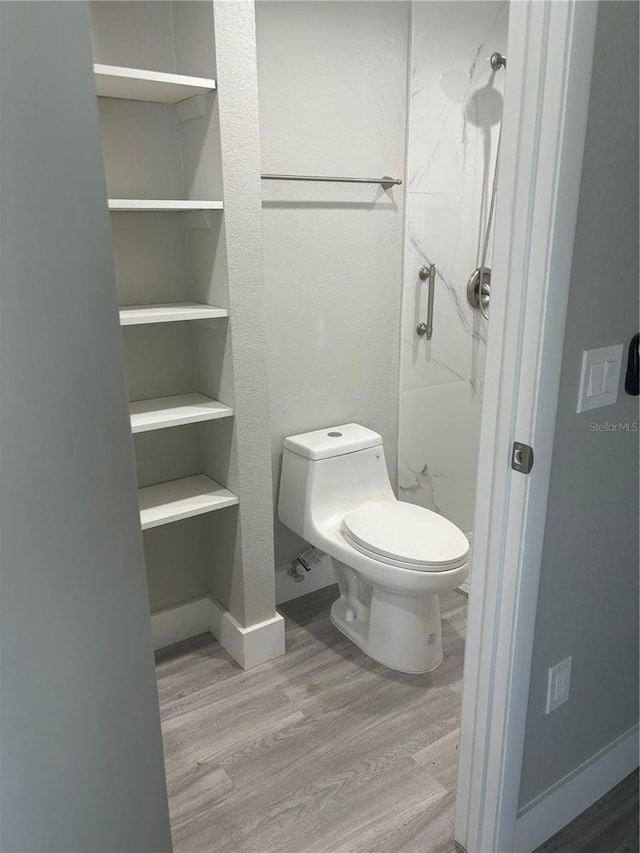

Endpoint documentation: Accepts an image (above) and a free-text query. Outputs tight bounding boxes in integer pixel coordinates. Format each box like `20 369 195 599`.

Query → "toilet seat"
341 501 469 572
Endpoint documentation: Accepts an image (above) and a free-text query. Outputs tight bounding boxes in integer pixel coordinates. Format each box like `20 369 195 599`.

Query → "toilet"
278 423 470 673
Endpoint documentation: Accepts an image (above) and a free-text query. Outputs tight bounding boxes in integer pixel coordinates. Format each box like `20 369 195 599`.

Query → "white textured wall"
255 0 410 568
0 4 171 849
211 0 276 626
518 0 639 808
398 1 508 532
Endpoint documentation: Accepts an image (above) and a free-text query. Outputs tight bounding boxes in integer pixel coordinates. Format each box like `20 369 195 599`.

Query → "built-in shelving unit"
108 199 223 212
130 393 232 433
94 64 216 104
119 302 228 326
91 3 237 536
88 1 278 666
138 474 238 530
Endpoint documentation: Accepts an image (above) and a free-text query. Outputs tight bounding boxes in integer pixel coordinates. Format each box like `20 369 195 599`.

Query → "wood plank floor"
534 769 639 853
155 585 467 853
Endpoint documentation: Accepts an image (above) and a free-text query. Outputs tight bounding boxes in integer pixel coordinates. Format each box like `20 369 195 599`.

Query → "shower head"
490 52 507 71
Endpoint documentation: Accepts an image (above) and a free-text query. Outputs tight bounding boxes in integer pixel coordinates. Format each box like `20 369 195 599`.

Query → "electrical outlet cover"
545 656 572 714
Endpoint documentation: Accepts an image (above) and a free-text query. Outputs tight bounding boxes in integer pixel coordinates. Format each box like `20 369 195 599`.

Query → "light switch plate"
546 656 572 714
576 345 624 413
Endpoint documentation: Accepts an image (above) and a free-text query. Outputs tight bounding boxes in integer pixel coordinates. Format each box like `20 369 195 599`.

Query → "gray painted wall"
255 1 409 568
0 4 172 850
518 0 639 808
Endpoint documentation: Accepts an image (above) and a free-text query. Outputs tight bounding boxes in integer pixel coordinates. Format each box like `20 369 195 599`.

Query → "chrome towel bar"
261 174 402 190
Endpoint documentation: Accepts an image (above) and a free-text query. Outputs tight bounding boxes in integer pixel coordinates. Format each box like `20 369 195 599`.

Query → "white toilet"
278 423 470 673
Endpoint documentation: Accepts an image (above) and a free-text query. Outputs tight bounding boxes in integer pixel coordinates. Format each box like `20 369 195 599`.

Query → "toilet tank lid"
283 423 382 460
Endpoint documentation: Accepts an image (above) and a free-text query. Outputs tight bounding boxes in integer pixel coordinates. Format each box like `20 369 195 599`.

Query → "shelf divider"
119 302 229 326
94 64 216 104
109 199 223 212
139 475 238 530
130 393 233 433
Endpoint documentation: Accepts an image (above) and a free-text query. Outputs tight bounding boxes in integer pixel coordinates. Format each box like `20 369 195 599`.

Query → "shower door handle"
417 264 436 340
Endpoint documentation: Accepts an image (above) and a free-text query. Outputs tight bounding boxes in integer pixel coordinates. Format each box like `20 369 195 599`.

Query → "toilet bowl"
278 423 470 673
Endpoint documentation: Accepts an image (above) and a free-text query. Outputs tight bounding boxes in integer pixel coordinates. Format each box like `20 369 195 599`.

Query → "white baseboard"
151 595 285 670
514 723 639 852
275 554 337 605
208 597 285 669
150 597 212 650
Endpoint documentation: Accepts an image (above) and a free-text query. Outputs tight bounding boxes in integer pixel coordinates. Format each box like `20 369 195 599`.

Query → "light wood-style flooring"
156 585 467 853
156 586 639 852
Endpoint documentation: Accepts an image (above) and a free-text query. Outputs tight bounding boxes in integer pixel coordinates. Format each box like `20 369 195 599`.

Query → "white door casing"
454 2 599 851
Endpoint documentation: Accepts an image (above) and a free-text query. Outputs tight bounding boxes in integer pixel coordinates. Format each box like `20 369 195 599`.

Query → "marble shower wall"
398 1 508 532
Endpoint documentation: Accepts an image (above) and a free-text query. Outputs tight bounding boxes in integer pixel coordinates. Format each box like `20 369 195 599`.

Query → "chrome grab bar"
416 264 436 340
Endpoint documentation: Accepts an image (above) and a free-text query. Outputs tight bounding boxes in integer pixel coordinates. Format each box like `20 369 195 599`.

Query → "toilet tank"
278 424 395 539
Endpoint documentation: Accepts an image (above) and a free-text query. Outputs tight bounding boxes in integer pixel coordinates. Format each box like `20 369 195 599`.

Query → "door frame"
454 2 599 851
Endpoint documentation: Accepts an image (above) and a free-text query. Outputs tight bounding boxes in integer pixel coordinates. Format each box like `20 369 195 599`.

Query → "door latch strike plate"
511 442 534 474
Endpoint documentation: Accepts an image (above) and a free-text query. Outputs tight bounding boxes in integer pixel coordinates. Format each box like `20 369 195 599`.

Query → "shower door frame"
453 2 600 852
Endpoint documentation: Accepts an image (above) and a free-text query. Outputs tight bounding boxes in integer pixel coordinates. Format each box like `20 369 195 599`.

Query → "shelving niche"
94 64 217 104
89 1 280 667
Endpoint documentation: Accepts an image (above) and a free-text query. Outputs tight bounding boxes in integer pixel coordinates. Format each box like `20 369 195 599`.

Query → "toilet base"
330 588 444 674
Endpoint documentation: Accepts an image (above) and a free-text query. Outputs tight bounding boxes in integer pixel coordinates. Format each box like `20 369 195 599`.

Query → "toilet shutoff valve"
288 547 323 582
297 548 322 572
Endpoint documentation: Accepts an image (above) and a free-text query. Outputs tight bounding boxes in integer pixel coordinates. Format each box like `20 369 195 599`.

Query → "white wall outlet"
576 345 624 413
545 656 572 714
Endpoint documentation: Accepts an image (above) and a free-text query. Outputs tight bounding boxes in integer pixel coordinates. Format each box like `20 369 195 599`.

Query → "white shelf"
139 475 238 530
109 199 223 212
130 393 233 433
119 302 229 326
94 64 216 104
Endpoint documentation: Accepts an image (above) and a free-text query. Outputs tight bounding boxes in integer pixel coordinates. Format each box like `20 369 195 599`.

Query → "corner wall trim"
514 724 639 852
150 595 285 669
